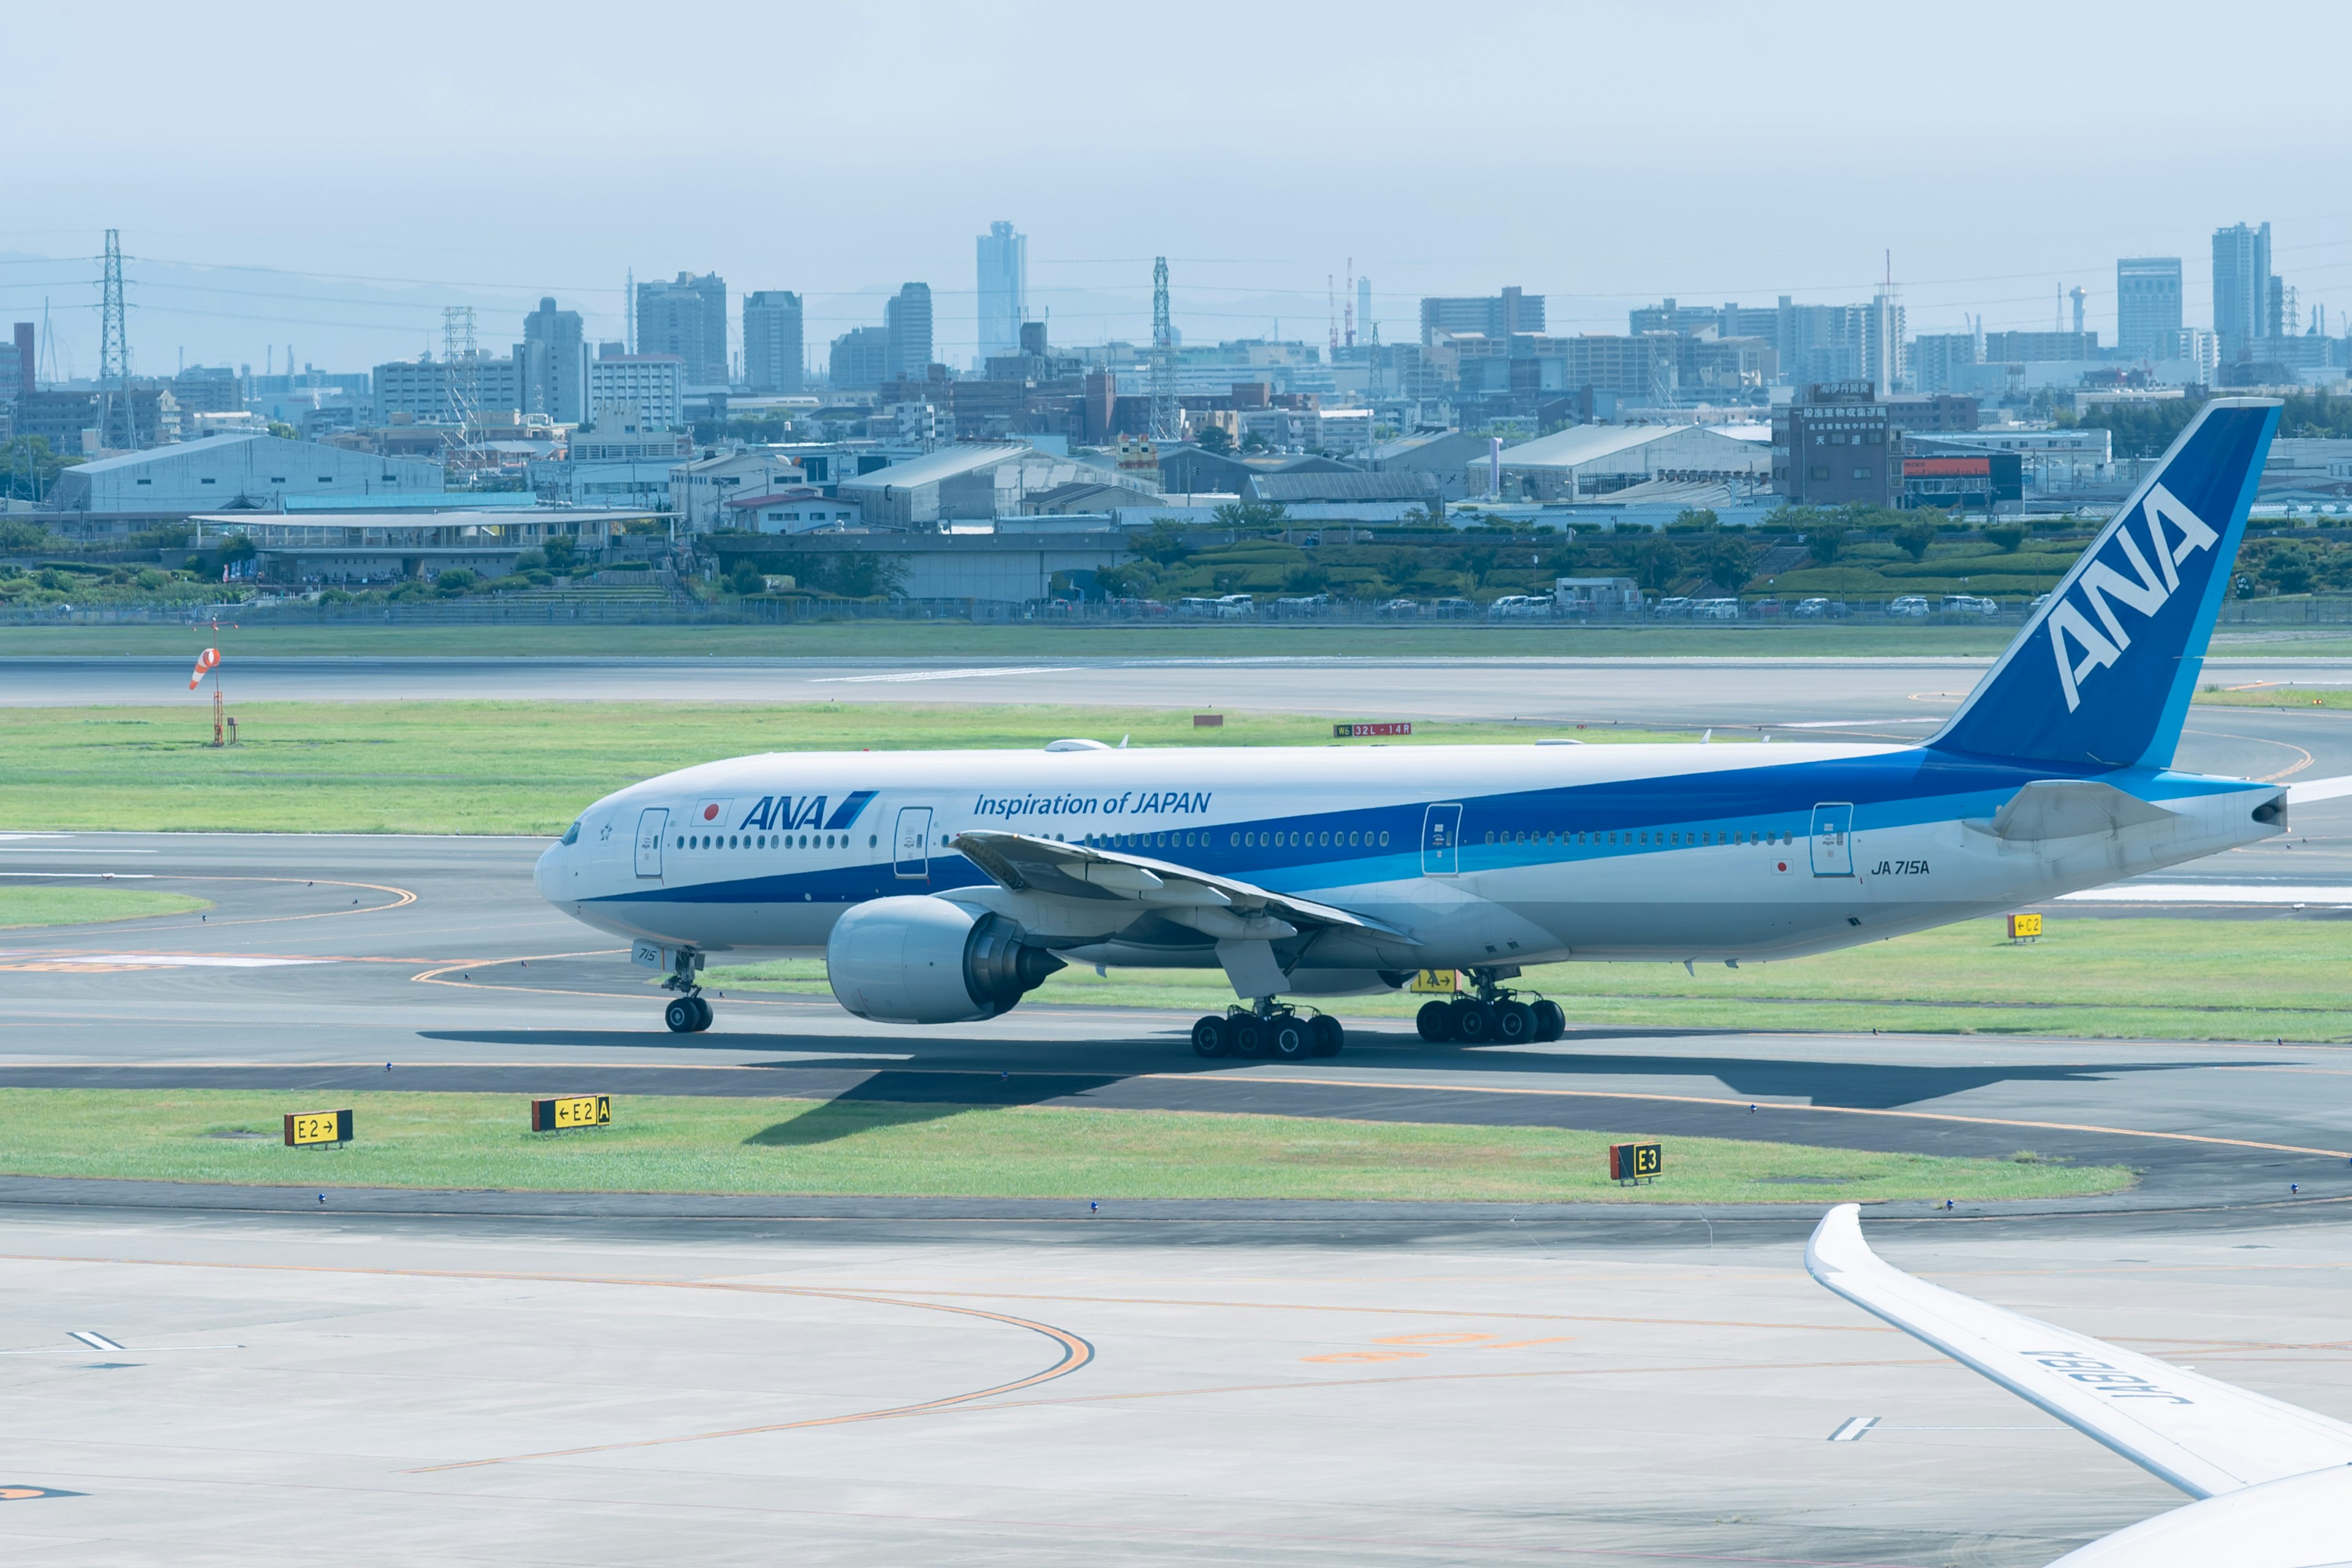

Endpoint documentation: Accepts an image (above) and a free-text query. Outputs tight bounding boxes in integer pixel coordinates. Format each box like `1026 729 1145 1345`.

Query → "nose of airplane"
533 839 565 903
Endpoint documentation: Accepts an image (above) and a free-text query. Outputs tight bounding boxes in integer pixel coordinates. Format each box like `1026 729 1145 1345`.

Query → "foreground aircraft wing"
1807 1204 2352 1566
949 829 1415 944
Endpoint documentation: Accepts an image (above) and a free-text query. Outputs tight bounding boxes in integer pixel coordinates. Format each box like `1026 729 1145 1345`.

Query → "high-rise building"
586 350 686 428
2211 223 2274 363
884 282 933 380
518 296 586 423
976 222 1027 368
635 272 728 384
1865 294 1906 395
10 323 31 398
1420 287 1542 345
829 326 890 390
2116 258 2184 359
742 292 804 394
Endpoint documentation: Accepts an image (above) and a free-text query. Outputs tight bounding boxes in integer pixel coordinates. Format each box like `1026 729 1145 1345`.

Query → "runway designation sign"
531 1095 611 1133
1609 1142 1663 1183
284 1109 352 1147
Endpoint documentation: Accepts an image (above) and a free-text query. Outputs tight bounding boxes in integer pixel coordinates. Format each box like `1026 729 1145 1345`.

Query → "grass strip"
0 701 1695 835
0 1089 2130 1204
0 886 210 929
709 915 2352 1044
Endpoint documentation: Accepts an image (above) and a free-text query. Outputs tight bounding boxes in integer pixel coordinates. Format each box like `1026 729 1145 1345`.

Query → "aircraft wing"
949 829 1415 944
1806 1204 2352 1501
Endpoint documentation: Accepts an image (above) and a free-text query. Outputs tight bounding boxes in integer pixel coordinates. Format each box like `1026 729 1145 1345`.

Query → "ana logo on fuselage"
2046 484 2219 712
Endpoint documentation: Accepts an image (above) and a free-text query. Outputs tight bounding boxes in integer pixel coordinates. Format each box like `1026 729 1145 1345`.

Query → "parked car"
1273 592 1330 617
1214 593 1257 619
1486 594 1553 619
1111 596 1169 618
1376 597 1420 618
1650 596 1693 619
1428 597 1474 619
1693 598 1741 620
1177 597 1219 618
1940 594 2000 617
1887 596 1931 617
1792 597 1850 619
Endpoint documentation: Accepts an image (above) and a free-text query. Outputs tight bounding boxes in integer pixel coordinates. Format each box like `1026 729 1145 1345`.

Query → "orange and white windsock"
189 647 219 690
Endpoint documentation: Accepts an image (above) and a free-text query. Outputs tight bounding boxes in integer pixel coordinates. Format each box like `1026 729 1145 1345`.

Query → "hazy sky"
7 1 2350 376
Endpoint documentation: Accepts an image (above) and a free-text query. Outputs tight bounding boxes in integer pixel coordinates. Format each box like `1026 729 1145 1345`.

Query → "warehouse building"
1477 422 1768 503
42 433 445 536
194 508 638 585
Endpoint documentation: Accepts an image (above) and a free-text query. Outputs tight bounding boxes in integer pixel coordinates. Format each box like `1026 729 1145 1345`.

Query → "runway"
4 658 2352 1562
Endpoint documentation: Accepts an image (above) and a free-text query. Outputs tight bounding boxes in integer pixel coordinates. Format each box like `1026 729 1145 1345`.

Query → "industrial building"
673 451 811 530
1482 421 1769 503
195 508 636 584
1773 383 1895 506
708 524 1131 602
43 433 444 528
586 353 686 428
374 354 524 424
723 489 862 533
835 442 1155 527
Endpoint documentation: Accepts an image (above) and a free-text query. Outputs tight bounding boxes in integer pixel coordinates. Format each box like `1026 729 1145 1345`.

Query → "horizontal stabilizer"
1807 1205 2352 1499
1980 779 2180 842
2286 774 2352 807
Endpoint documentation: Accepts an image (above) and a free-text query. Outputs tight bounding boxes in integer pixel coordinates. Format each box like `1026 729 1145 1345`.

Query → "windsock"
189 647 219 690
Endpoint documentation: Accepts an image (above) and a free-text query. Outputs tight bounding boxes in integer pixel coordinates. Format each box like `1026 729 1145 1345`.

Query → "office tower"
2211 223 2274 361
743 292 805 394
884 282 933 380
2116 258 2183 358
829 326 890 390
519 296 586 423
635 272 729 383
976 222 1027 368
1419 286 1544 345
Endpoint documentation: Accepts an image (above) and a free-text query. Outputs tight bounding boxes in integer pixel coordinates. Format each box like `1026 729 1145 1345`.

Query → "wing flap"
949 829 1415 943
1806 1205 2352 1499
2286 773 2352 807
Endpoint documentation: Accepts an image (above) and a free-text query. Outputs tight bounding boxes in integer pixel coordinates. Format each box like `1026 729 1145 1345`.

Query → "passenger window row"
1086 829 1393 851
673 832 880 851
1483 828 1796 847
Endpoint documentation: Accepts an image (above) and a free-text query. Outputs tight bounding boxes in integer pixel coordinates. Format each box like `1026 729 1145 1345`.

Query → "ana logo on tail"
2048 484 2220 712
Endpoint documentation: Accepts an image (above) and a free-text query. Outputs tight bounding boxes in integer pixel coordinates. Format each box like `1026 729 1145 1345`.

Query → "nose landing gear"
660 949 713 1033
1414 968 1564 1045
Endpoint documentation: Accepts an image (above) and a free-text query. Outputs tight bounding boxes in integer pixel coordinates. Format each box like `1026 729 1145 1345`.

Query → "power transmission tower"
1150 257 1177 443
442 305 480 480
99 229 136 450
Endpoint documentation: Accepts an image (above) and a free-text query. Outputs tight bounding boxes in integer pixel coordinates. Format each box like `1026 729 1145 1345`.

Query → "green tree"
543 535 578 570
1894 521 1937 562
432 568 479 597
1 435 85 504
1807 526 1846 565
266 421 300 440
1129 519 1195 567
0 518 52 554
1984 523 2029 552
1666 507 1720 532
729 560 765 595
1210 500 1287 533
1194 423 1234 455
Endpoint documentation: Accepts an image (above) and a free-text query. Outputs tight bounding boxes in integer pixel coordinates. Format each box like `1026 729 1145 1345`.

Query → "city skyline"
4 2 2349 376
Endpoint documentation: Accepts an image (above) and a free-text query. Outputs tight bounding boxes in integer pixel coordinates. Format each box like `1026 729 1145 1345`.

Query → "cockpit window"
560 820 581 846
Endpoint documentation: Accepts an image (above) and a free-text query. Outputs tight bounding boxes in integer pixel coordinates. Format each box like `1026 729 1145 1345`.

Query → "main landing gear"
661 948 713 1033
1415 968 1564 1046
1191 1000 1344 1060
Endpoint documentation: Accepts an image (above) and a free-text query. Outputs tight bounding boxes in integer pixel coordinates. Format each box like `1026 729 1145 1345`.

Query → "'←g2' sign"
284 1109 353 1147
531 1095 611 1133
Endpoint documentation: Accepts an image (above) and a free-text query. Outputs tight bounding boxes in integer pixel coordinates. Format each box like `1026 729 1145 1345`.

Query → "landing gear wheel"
689 995 714 1031
1532 1000 1566 1042
664 997 699 1033
1415 1000 1455 1043
1231 1017 1268 1058
1270 1016 1311 1060
1308 1015 1345 1056
1191 1015 1232 1058
1493 1000 1535 1044
1450 997 1495 1044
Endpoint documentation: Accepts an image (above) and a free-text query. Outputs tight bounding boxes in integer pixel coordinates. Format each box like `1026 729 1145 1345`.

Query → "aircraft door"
1421 802 1463 875
634 807 668 878
1809 802 1855 877
893 807 934 880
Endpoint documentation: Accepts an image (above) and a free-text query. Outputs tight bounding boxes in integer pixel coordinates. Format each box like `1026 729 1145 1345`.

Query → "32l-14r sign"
1334 723 1412 737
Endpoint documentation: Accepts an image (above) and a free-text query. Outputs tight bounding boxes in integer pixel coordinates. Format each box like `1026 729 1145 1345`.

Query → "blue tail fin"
1929 398 2279 770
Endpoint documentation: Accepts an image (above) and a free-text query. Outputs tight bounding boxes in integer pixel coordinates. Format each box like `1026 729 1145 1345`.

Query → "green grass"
0 886 211 928
0 701 1700 835
710 916 2352 1044
0 1090 2133 1204
2198 684 2352 711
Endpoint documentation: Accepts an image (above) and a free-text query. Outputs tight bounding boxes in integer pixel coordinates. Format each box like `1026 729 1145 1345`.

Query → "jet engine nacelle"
826 895 1065 1024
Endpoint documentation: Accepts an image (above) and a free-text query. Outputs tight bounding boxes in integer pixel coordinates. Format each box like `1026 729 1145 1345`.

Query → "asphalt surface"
4 655 2351 1562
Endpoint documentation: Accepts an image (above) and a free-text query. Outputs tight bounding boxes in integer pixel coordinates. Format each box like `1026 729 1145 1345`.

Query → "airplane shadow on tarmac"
416 1029 2264 1115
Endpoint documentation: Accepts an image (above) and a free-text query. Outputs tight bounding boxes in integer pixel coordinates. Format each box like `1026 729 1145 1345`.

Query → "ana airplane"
1809 1205 2352 1566
537 397 2339 1051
